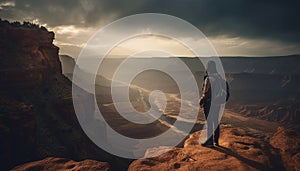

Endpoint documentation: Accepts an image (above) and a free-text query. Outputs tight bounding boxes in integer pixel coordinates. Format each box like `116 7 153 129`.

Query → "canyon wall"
0 20 122 171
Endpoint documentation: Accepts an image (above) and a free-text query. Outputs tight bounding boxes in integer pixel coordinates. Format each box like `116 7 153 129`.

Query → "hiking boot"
201 141 214 147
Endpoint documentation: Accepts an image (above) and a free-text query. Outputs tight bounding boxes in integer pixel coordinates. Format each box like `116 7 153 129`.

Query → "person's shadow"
211 145 283 171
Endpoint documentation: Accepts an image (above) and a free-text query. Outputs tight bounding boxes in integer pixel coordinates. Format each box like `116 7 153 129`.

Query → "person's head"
206 60 217 74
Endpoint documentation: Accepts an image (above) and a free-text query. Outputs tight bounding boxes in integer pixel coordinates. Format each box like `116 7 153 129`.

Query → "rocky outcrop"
59 54 76 76
128 127 285 171
11 157 111 171
0 20 129 171
0 20 61 91
0 20 63 169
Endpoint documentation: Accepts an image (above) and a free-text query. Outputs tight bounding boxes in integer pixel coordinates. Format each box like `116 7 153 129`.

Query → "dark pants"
203 101 220 144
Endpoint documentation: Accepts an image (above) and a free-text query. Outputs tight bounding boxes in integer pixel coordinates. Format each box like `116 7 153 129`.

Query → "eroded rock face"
0 21 62 169
11 157 111 171
0 21 124 170
129 127 285 171
0 23 61 91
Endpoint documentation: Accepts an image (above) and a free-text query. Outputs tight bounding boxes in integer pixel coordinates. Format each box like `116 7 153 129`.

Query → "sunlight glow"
107 35 195 57
0 1 15 10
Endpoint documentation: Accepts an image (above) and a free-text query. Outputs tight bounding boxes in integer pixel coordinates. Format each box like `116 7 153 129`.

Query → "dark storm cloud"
0 0 299 44
136 0 300 44
0 0 145 26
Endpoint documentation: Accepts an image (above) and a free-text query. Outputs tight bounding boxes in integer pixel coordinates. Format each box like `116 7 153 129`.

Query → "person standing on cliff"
199 60 229 147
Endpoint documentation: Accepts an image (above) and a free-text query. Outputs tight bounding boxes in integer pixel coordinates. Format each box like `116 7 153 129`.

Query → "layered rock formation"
228 101 300 125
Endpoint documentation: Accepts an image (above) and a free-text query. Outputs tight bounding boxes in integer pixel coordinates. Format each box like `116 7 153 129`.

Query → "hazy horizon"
60 53 300 59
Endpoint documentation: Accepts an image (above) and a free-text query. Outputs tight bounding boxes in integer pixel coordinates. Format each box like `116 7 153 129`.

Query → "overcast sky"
1 0 299 57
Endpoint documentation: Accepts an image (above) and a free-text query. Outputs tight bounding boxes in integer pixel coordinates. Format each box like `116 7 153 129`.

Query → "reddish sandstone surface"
129 127 288 171
270 126 300 170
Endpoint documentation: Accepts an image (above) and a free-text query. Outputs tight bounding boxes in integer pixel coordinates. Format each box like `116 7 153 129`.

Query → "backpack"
210 74 230 104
